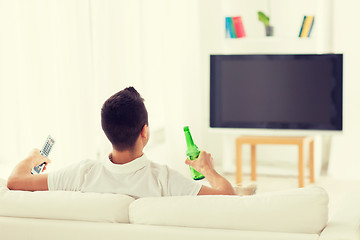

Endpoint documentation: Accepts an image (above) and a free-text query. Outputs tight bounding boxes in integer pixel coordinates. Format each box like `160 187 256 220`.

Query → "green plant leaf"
258 11 270 26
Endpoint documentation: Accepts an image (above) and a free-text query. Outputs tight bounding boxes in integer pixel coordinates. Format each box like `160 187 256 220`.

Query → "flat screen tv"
210 54 343 131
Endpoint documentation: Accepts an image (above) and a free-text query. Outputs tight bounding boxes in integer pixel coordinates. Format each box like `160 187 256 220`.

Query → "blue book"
225 17 231 38
225 17 237 38
299 16 306 37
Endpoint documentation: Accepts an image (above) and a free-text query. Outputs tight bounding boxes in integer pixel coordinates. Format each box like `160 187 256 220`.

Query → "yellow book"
300 16 314 38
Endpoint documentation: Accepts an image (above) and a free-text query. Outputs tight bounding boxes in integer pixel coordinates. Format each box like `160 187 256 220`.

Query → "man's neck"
109 148 143 165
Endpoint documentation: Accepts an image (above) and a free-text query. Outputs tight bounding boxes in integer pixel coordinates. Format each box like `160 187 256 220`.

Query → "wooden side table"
235 136 315 188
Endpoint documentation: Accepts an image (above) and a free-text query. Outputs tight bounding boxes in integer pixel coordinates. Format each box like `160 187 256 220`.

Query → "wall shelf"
212 37 326 54
202 0 333 55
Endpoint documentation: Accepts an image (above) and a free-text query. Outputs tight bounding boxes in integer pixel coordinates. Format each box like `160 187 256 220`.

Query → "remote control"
31 135 55 174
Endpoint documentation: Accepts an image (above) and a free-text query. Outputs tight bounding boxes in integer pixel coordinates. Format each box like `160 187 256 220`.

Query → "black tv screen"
210 54 343 131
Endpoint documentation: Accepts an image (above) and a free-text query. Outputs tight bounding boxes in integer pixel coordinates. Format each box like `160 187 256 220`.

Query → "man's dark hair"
101 87 148 151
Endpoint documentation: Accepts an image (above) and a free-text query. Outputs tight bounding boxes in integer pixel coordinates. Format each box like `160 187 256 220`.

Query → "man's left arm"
7 149 50 191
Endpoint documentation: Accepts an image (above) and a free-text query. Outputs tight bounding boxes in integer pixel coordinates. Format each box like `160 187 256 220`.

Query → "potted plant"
258 11 274 36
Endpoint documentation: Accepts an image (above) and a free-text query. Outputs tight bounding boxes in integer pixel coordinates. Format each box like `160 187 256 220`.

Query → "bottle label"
188 154 199 161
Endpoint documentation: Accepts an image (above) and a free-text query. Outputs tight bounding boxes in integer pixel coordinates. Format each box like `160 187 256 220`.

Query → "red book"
232 16 246 38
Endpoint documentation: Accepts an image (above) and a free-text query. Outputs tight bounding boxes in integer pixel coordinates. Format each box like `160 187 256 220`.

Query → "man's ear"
140 124 149 138
140 124 150 147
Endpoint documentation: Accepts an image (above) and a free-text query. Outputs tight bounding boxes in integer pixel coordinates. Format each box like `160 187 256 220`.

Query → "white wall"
328 0 360 179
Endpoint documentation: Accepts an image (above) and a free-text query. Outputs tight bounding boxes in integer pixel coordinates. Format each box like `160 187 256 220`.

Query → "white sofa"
0 178 358 240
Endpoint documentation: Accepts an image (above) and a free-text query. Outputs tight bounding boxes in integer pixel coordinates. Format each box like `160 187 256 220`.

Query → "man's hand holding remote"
30 148 51 172
7 149 51 191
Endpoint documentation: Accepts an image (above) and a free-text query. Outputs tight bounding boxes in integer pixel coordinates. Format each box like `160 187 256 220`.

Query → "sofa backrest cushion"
0 179 134 223
129 186 328 234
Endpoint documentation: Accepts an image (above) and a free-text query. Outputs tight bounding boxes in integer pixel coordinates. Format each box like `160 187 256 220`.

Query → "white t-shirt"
48 154 202 199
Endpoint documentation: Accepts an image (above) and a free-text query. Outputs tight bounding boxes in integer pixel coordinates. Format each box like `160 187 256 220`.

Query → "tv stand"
235 136 315 188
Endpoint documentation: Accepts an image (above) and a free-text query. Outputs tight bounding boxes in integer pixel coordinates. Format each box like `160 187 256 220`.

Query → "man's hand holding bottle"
185 151 215 176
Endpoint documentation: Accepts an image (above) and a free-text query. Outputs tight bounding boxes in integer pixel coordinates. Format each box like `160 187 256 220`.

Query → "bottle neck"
184 131 195 148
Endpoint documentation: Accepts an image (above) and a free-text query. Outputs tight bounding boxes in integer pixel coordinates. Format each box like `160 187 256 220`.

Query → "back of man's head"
101 87 148 151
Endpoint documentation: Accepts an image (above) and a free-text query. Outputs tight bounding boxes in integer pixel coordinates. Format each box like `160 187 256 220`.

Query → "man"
7 87 254 198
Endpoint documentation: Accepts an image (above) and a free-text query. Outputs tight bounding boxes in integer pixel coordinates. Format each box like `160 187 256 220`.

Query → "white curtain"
0 0 99 169
0 0 201 178
0 0 146 170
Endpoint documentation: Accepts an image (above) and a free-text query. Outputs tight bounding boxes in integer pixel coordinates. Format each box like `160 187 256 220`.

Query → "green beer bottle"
184 126 205 180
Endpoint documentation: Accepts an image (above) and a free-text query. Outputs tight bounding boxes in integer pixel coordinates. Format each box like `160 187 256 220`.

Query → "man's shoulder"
148 161 168 173
148 161 189 179
81 158 99 164
80 159 102 170
61 159 100 174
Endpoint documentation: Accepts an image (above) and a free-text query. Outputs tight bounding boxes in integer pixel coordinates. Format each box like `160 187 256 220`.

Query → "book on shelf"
298 16 306 37
225 17 231 38
299 16 315 38
225 16 246 38
232 16 246 38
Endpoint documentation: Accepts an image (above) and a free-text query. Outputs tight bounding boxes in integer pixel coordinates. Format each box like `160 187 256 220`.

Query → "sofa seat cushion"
0 179 135 223
129 186 328 234
0 216 320 240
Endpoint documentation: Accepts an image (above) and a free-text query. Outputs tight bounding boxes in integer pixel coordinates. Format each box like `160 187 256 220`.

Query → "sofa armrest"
0 178 135 223
319 191 360 240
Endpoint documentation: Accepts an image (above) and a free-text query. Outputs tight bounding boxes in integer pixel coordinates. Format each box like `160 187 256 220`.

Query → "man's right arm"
7 149 50 191
185 151 235 195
